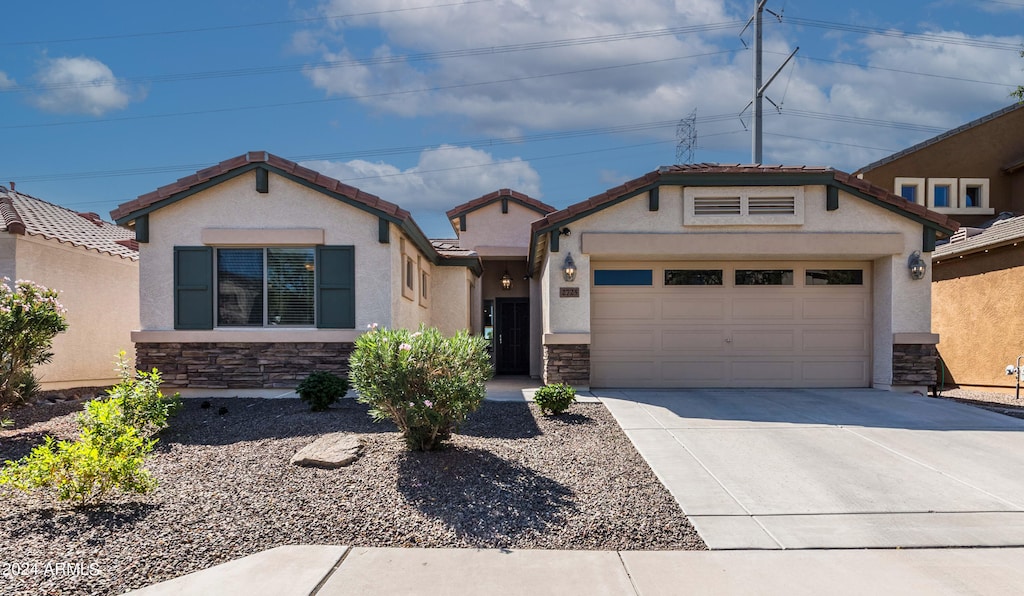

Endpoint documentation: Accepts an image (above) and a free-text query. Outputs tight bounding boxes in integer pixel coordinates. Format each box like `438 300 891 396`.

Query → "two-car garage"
590 261 872 388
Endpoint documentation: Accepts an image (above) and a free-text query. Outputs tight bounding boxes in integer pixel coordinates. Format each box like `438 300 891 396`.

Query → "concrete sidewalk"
127 545 1024 595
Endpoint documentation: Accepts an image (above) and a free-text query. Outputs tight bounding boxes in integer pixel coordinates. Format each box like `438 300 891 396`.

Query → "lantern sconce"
562 253 577 282
908 250 926 280
500 269 513 291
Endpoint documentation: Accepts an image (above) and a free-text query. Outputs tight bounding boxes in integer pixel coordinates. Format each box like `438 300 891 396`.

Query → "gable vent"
748 196 795 215
693 196 741 216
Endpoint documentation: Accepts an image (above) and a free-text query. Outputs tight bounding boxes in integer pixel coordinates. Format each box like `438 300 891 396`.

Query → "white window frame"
959 178 990 210
894 177 925 206
683 186 804 226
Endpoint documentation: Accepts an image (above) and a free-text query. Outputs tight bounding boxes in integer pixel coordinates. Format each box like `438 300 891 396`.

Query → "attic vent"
748 196 795 215
693 196 741 216
948 228 967 244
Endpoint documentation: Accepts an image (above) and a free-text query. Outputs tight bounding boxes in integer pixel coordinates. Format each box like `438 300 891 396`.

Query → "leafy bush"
0 279 68 411
296 371 349 411
534 383 577 415
349 325 492 451
0 355 178 506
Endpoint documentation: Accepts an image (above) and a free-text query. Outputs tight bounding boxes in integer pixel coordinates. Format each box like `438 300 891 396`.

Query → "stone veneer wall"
892 343 938 386
543 344 590 386
136 342 355 389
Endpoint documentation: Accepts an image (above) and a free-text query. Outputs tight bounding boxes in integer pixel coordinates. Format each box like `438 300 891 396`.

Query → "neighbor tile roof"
854 103 1024 175
430 239 477 258
934 214 1024 259
1 185 138 260
111 151 412 223
446 188 557 220
530 164 958 234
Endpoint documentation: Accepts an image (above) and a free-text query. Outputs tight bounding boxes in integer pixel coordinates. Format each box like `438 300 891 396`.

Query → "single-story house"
1 184 139 389
931 215 1024 391
113 154 957 393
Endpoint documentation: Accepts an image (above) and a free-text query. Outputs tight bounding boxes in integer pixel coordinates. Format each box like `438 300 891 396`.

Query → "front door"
495 298 529 374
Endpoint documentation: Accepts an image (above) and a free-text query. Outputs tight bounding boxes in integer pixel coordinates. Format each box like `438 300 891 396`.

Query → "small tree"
349 325 492 451
0 279 68 410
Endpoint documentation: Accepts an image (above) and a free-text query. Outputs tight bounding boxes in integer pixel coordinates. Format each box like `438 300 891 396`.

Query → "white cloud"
296 0 1023 170
0 72 14 89
303 145 541 235
31 56 135 116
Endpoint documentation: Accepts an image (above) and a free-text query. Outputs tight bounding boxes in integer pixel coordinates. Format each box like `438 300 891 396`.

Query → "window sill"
930 207 995 215
132 329 362 343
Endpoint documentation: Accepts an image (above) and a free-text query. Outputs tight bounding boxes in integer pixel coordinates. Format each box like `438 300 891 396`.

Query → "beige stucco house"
1 185 139 389
114 155 956 393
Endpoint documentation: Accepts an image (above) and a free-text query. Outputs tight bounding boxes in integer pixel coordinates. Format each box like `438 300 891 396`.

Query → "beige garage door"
590 261 872 388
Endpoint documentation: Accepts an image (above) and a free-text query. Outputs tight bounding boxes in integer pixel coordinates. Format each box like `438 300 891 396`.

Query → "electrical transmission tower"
675 109 697 164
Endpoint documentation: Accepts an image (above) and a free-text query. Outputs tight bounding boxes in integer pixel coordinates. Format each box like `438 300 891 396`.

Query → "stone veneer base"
543 343 591 387
136 342 355 389
892 343 938 386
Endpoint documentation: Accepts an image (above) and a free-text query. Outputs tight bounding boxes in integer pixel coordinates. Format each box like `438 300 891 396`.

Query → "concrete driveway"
598 388 1024 550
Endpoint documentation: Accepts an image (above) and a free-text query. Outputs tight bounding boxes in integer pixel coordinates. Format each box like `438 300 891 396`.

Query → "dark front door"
495 298 529 374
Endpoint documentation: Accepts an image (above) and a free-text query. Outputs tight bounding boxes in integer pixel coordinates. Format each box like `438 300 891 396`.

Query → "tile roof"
111 151 411 224
446 188 557 220
1 185 138 260
854 103 1024 175
430 239 477 258
934 214 1024 259
530 164 958 235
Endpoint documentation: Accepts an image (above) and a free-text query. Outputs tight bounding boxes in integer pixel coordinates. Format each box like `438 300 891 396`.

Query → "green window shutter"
173 246 213 330
316 245 355 328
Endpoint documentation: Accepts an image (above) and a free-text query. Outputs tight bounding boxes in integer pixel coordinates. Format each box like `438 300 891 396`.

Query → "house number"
559 287 580 298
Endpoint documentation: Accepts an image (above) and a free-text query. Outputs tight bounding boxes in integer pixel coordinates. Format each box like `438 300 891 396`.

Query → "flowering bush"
0 356 179 506
0 278 68 410
348 324 492 451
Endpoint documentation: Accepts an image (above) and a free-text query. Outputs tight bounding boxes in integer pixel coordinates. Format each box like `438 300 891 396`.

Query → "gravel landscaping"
934 387 1024 420
0 397 704 595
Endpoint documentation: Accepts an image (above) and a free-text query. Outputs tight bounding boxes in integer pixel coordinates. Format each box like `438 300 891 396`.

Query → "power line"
0 50 742 130
0 0 501 46
1 22 745 94
768 51 1016 88
782 17 1022 52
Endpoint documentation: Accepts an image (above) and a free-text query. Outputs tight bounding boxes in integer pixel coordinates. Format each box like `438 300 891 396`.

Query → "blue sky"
1 0 1021 237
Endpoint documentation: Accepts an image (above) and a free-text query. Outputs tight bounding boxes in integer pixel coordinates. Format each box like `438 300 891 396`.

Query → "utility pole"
752 0 765 164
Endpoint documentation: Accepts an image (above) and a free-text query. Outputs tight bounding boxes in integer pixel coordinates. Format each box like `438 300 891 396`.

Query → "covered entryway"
590 261 872 388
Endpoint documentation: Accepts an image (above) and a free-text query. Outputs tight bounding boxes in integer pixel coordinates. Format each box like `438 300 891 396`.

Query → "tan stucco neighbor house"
114 155 957 393
1 185 139 389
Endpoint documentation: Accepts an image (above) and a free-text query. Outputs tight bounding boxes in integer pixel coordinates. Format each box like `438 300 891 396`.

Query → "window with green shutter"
174 247 214 329
316 246 355 329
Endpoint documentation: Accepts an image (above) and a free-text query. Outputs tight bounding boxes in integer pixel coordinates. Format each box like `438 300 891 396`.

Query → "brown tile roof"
430 239 477 259
446 188 556 220
530 164 959 235
111 151 411 223
1 185 138 260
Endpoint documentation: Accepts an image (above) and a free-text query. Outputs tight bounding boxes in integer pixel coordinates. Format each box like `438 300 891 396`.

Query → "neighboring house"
931 216 1024 391
854 103 1024 229
0 185 139 389
528 165 956 392
114 156 957 393
110 152 481 390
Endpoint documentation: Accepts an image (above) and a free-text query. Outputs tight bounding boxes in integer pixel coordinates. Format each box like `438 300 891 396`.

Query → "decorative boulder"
290 433 363 468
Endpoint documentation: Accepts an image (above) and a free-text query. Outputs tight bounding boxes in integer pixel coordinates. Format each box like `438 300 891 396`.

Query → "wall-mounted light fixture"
500 269 513 291
907 251 926 280
559 227 571 236
562 253 577 282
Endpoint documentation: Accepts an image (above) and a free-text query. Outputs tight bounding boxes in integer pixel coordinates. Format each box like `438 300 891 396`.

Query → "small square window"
405 258 414 289
900 185 917 202
933 185 950 207
894 178 925 206
421 271 429 299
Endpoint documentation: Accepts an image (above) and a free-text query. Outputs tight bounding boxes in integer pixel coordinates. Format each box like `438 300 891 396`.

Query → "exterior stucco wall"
16 234 139 388
0 236 15 279
429 266 472 335
139 171 392 333
390 231 432 331
457 201 542 251
932 246 1024 389
539 184 934 387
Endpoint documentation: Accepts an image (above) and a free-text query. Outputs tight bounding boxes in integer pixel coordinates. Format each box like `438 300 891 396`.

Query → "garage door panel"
802 329 870 352
662 298 725 320
592 296 656 320
732 298 795 320
803 297 870 320
590 261 871 388
662 330 726 351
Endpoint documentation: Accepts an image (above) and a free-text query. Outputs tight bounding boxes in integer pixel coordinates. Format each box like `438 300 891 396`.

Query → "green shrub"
0 279 69 412
296 371 349 411
534 383 577 415
349 325 492 451
0 355 178 506
0 398 157 506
